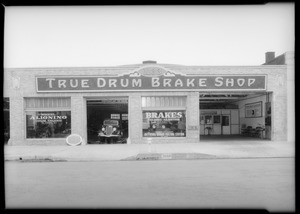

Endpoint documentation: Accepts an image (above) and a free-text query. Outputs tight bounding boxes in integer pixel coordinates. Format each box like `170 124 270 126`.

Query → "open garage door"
199 92 272 141
87 97 128 144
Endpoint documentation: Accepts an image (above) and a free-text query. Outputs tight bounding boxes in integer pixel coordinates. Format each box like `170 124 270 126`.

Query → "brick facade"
4 54 293 145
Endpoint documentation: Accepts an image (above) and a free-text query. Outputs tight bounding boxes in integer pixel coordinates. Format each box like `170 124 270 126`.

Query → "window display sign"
122 114 128 120
245 101 263 118
142 110 186 137
26 111 71 138
111 114 120 119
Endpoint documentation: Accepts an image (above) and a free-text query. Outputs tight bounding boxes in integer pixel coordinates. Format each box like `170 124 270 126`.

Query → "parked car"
98 119 124 143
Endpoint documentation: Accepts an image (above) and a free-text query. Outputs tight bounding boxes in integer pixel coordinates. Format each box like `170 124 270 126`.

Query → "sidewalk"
4 140 295 162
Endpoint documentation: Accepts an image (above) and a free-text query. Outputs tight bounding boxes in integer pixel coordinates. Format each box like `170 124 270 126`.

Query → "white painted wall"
237 94 266 130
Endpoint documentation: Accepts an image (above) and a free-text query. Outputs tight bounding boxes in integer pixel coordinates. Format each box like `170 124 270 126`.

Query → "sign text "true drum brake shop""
36 74 266 92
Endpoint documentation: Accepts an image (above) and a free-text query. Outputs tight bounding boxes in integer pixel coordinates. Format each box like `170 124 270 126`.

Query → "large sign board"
36 66 267 92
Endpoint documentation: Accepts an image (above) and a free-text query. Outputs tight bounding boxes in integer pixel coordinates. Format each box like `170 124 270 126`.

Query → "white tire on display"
66 134 83 146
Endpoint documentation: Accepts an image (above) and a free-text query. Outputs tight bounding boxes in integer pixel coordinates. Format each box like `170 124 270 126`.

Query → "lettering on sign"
145 112 183 121
36 67 267 92
143 110 186 138
29 112 67 122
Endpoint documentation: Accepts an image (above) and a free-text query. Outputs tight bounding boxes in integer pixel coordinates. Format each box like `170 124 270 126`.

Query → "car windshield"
104 120 119 126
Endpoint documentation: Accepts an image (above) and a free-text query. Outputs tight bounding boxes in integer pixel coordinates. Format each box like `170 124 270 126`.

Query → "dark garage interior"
87 98 128 144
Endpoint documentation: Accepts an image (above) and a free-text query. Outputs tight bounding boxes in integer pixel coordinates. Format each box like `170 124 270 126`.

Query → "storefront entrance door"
221 115 230 135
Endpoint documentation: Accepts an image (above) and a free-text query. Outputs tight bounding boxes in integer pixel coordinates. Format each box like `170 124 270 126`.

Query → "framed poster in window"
142 110 186 137
245 101 263 118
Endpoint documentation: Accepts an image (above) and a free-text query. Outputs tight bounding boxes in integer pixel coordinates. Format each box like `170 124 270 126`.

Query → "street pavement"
5 158 295 211
4 140 295 162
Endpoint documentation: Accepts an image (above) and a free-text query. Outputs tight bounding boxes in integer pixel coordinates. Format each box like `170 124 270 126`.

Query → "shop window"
213 115 221 124
26 111 71 138
142 96 187 137
25 97 71 139
222 116 230 126
142 110 186 137
205 115 212 124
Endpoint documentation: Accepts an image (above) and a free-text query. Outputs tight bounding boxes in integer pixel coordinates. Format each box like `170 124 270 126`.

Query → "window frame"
24 97 71 140
141 96 187 139
25 110 72 140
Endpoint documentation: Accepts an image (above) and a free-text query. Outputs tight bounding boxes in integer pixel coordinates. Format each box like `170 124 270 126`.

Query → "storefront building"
4 52 294 145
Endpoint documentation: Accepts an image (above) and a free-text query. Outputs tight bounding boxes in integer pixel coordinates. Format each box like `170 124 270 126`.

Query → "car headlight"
102 127 105 131
113 127 117 131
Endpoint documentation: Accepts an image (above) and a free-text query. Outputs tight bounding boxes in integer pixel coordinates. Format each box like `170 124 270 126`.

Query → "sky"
4 4 295 68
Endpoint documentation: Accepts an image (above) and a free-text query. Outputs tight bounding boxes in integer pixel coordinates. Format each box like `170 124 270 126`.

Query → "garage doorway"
86 97 128 144
199 92 272 141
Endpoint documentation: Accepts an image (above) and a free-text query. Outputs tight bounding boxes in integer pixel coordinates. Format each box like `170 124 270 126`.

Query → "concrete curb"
5 153 294 162
123 153 217 161
4 141 295 162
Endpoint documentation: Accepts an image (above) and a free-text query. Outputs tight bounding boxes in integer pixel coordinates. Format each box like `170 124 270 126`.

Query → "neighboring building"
3 51 294 145
263 52 286 65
